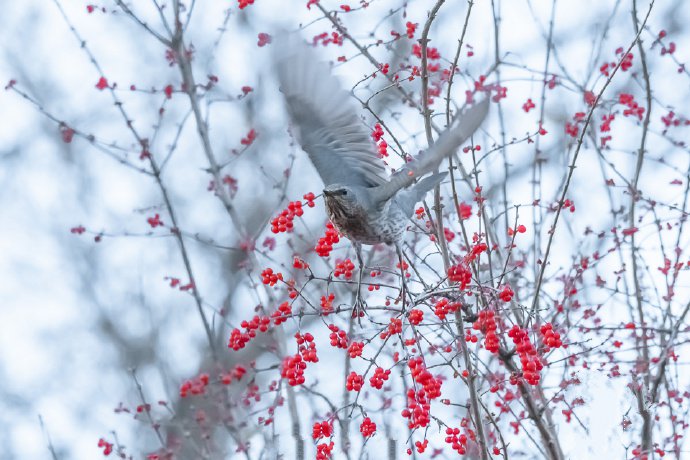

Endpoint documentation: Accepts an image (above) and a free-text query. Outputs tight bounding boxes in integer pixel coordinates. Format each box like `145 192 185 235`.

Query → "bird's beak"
322 189 333 197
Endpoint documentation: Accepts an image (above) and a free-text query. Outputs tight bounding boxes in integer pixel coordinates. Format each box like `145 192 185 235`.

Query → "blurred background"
1 0 689 458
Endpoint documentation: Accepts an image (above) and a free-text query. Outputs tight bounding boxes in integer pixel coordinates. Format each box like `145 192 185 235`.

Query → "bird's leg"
395 242 409 312
352 242 366 323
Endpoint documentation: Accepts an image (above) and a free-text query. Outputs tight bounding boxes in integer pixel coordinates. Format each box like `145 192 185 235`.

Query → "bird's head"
322 184 365 213
323 184 356 201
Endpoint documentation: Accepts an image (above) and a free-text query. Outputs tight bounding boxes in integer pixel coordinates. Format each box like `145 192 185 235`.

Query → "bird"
273 33 489 318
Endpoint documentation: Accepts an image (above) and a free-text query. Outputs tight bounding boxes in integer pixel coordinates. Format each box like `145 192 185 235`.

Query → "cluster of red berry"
346 371 364 391
270 301 291 325
360 417 376 437
348 341 364 358
434 298 461 320
296 332 318 363
98 438 113 456
499 285 514 302
260 268 283 286
327 324 348 348
401 357 442 429
228 315 270 351
540 323 563 350
377 139 388 158
405 21 417 39
371 123 384 141
508 325 543 385
369 367 391 389
444 427 468 455
448 263 472 289
270 201 303 234
408 439 429 455
473 309 499 353
402 387 432 429
281 354 306 386
320 293 335 315
220 365 247 385
315 222 340 257
292 256 309 270
237 0 255 9
179 373 209 398
380 317 403 339
408 309 423 325
316 441 334 460
312 420 333 440
334 258 354 279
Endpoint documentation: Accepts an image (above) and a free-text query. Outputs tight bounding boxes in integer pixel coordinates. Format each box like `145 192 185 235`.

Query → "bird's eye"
342 190 348 195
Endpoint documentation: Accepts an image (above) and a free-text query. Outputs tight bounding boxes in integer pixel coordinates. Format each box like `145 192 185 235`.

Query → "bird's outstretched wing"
374 97 490 202
273 34 388 188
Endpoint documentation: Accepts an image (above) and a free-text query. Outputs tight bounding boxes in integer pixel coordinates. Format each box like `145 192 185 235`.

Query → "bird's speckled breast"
324 196 406 246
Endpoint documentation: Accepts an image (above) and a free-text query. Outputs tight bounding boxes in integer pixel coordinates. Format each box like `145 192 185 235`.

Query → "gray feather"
394 172 447 217
373 97 490 203
273 33 490 249
273 33 388 188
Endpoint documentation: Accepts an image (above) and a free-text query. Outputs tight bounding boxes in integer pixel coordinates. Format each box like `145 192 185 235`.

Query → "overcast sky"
1 0 689 458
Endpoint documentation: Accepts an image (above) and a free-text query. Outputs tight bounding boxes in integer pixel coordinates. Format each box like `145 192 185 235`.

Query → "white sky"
1 0 689 458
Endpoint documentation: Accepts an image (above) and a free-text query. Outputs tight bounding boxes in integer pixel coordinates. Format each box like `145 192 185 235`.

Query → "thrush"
273 34 489 317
